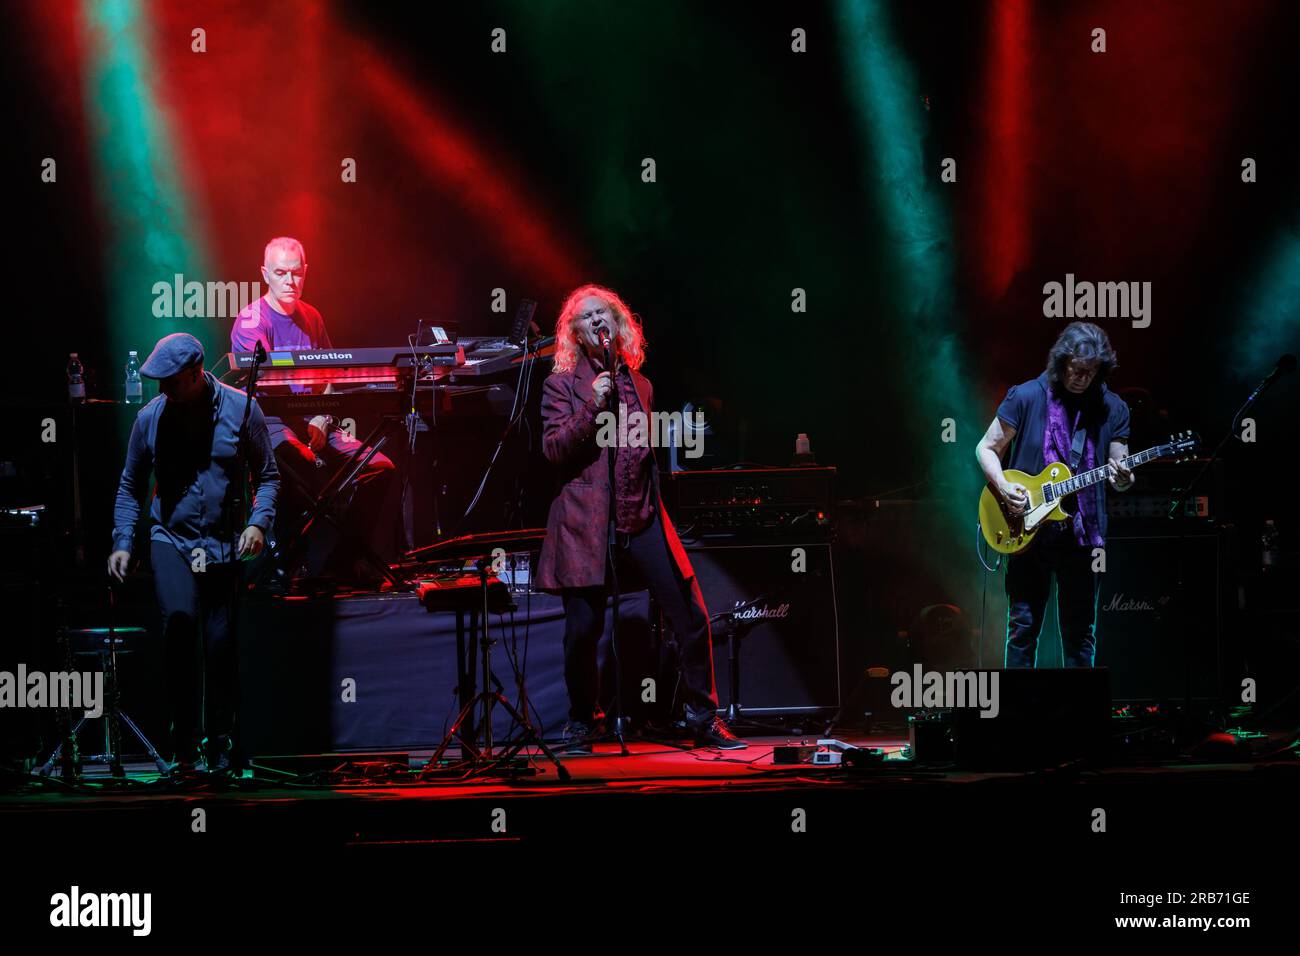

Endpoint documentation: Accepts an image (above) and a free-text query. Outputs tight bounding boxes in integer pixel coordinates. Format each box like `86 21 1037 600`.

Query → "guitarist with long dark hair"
975 322 1134 667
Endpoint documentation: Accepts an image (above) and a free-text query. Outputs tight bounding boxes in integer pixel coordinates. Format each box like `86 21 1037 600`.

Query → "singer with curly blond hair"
535 285 744 752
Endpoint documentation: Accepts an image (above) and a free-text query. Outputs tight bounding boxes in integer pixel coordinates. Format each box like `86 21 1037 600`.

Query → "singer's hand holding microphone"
592 371 614 405
591 327 615 406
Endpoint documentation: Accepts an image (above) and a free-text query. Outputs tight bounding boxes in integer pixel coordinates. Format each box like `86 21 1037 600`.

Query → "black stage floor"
4 729 1297 936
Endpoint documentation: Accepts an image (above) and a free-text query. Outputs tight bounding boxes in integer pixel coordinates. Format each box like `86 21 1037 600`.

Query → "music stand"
405 529 569 780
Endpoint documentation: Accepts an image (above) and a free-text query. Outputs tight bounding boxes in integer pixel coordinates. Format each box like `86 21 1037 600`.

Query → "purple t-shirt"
230 298 332 444
230 298 329 353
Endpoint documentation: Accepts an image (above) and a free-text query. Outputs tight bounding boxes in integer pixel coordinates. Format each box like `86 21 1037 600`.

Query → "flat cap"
139 333 204 379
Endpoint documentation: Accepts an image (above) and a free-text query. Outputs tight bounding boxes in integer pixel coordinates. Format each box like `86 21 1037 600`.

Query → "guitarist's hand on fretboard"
1106 456 1134 491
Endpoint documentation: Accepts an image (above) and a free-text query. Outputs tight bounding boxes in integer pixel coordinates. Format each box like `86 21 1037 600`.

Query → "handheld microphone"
253 340 267 365
597 329 614 404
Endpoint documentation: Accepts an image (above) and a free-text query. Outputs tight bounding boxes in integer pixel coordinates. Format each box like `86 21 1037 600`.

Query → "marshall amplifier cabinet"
664 466 835 541
1093 532 1222 701
683 540 841 715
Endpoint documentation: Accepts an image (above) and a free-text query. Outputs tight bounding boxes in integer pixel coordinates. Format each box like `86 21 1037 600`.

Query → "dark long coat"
535 354 695 592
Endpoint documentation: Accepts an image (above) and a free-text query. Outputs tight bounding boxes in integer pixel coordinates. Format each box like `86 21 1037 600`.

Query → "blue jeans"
1004 523 1101 667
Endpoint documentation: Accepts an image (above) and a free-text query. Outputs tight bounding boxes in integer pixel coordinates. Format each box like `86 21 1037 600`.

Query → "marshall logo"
731 601 791 621
1103 592 1170 612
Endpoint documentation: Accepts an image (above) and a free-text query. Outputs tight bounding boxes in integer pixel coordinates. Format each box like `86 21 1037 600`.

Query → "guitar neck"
1054 445 1164 496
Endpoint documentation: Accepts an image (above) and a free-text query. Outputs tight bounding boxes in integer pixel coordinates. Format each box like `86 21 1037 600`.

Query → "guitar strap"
1070 426 1087 469
1069 410 1087 469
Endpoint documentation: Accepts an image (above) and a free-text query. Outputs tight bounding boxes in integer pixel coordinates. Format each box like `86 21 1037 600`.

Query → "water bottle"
124 350 143 404
1261 519 1280 573
67 353 86 403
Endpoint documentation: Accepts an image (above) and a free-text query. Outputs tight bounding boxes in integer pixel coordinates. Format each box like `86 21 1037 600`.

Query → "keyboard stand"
274 417 409 591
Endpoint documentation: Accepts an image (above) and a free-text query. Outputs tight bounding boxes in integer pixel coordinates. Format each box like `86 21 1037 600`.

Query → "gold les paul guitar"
978 432 1199 555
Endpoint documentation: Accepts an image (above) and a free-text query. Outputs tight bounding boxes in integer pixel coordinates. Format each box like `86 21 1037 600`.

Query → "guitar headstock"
1161 431 1200 461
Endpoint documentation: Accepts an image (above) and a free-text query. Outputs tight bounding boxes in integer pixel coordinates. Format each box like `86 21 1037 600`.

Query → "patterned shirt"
613 362 655 534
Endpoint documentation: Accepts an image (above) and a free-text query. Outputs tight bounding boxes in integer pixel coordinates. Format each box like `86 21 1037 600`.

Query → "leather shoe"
559 721 594 755
685 707 748 750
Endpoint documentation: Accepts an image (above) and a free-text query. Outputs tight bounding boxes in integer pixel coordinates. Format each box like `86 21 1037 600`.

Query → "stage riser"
952 668 1111 770
238 591 651 755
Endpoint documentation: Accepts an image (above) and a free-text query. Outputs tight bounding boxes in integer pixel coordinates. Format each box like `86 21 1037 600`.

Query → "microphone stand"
1166 357 1291 743
404 321 437 550
562 339 690 756
713 587 797 734
224 341 266 773
601 338 632 754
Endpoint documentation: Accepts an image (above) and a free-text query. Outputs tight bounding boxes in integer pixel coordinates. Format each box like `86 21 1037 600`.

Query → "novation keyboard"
226 345 460 388
225 337 554 385
230 344 461 370
252 382 515 420
251 389 407 418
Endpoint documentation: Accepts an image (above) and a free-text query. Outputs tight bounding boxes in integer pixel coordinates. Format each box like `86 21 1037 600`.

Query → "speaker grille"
687 542 840 713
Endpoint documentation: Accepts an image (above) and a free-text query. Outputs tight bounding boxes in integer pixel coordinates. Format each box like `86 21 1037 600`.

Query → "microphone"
597 329 613 405
253 340 267 365
1248 353 1296 403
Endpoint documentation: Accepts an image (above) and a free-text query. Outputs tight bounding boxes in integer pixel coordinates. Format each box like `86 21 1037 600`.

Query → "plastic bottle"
67 353 86 403
1261 519 1280 573
124 351 143 404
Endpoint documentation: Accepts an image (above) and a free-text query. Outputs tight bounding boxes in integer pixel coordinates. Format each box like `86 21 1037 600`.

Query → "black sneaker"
164 757 206 779
559 721 594 755
686 709 748 750
204 734 235 775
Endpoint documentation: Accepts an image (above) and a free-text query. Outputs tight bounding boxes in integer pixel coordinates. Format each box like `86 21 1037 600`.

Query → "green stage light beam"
79 0 213 400
835 0 985 594
1232 226 1300 382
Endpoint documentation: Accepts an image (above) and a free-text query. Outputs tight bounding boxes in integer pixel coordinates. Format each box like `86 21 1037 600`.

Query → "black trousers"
560 510 718 723
151 540 241 760
1004 523 1101 668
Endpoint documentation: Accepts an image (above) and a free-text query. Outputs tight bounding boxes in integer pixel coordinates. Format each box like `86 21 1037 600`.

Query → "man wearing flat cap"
108 332 279 775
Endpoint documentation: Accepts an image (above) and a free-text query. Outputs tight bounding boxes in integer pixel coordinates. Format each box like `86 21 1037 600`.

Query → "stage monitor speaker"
953 667 1110 770
1094 532 1221 701
685 541 840 714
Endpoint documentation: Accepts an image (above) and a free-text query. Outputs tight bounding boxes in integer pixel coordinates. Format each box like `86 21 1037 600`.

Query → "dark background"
2 1 1297 706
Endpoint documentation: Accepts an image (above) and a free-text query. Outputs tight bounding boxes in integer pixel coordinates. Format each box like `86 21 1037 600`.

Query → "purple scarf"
1044 389 1103 548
